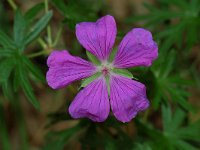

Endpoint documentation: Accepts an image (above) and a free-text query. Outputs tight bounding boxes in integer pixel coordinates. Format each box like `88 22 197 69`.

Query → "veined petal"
69 77 110 122
113 28 158 68
76 15 117 61
110 74 149 122
46 50 96 89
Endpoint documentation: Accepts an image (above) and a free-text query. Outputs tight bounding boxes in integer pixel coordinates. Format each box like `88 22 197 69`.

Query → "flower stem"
53 25 63 47
38 38 47 49
28 50 46 58
44 0 52 47
7 0 17 10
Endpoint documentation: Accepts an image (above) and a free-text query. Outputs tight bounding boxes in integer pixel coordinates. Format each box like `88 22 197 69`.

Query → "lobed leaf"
25 3 44 23
42 124 81 150
13 9 26 48
0 58 15 83
162 104 172 132
17 63 40 109
22 57 45 82
25 11 53 46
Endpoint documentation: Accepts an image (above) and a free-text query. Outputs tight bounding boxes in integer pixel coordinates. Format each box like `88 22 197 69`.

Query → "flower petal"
69 77 110 122
110 74 149 122
113 28 158 68
76 15 117 61
46 50 96 89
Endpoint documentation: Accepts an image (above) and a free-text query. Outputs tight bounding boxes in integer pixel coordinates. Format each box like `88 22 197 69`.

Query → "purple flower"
46 15 158 123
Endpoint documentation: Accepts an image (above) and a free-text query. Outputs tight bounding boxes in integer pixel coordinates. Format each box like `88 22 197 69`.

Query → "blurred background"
0 0 200 149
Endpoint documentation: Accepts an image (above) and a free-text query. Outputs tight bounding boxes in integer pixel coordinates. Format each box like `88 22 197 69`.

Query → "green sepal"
80 72 101 88
108 47 117 62
113 68 138 80
86 51 100 65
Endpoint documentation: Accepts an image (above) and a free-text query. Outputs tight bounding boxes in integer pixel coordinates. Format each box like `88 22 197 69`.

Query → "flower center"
98 62 113 76
102 67 109 76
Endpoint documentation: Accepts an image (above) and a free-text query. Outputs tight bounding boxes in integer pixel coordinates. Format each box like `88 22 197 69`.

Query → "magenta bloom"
46 15 158 122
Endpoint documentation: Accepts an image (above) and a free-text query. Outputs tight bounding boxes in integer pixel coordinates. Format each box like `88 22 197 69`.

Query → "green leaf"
134 143 152 150
13 73 20 94
126 11 181 27
190 0 200 11
161 105 200 149
2 81 14 101
138 104 200 150
0 30 15 48
17 63 40 109
22 57 45 82
126 0 196 52
152 87 162 109
51 0 67 15
25 11 53 46
0 48 16 58
156 24 182 39
81 72 101 88
168 75 193 85
143 2 159 12
162 104 172 132
113 68 136 79
105 141 117 150
167 87 194 112
25 3 44 23
176 120 200 141
190 66 200 88
126 14 153 23
13 9 26 47
166 0 188 10
0 58 15 83
170 108 186 132
51 0 102 29
42 124 81 150
159 50 176 79
186 19 199 49
175 140 197 150
86 51 100 65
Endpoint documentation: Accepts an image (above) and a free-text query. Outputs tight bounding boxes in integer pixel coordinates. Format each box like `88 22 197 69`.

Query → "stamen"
98 62 113 76
102 67 109 75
